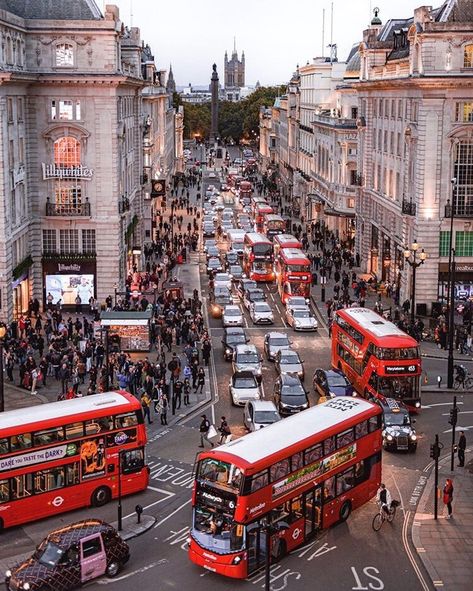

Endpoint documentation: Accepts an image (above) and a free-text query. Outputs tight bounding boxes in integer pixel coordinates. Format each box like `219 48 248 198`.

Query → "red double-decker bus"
255 203 274 232
239 180 253 199
242 233 274 282
273 234 303 262
263 214 286 241
188 397 382 578
332 307 422 411
0 391 149 530
275 248 311 303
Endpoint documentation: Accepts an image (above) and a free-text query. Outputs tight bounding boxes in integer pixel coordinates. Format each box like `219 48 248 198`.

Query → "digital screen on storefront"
45 274 95 305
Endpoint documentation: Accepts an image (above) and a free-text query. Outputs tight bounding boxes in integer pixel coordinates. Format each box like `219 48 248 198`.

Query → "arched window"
464 44 473 68
54 137 81 167
16 39 22 67
5 37 13 65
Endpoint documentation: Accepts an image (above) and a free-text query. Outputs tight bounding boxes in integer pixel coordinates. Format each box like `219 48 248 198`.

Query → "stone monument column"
210 63 219 144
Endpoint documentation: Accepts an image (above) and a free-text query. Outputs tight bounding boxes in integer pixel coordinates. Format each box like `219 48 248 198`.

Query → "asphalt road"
2 154 472 591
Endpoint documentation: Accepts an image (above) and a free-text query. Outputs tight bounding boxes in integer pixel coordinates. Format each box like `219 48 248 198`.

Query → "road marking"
441 409 473 415
153 499 192 529
123 489 174 519
443 424 473 433
422 402 464 409
401 511 431 591
97 560 168 584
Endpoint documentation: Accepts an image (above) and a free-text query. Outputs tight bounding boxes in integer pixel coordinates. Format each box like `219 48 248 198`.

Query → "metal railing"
45 201 91 216
402 200 416 216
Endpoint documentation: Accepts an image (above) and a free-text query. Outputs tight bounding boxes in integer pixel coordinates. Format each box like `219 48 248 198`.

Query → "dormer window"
55 43 74 67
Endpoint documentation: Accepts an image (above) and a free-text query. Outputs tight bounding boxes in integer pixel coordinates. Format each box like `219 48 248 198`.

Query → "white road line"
97 560 168 584
123 490 175 519
153 499 192 528
422 402 464 409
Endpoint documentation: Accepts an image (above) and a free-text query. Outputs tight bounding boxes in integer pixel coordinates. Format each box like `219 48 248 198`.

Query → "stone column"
210 64 219 143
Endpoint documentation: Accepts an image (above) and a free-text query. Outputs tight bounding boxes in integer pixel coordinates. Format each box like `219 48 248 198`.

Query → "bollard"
437 375 442 389
135 504 143 524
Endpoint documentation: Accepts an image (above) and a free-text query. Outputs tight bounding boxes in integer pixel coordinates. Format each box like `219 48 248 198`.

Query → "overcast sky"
107 0 426 86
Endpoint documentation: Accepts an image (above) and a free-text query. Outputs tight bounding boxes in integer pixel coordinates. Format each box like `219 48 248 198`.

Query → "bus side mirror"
108 465 115 473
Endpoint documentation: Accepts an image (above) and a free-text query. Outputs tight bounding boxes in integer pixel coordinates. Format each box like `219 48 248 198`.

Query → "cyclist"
376 483 392 516
454 364 467 386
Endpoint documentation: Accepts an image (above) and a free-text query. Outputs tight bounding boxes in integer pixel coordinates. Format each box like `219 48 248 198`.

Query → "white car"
286 307 318 331
214 272 232 291
229 371 262 406
223 305 244 327
250 302 274 325
286 296 310 312
244 400 281 431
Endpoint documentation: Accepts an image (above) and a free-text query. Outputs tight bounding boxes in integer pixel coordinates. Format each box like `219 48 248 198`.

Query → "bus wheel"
91 486 111 507
339 501 352 522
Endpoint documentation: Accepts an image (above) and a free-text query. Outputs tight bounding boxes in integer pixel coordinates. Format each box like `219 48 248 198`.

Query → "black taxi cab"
378 397 417 452
5 520 129 591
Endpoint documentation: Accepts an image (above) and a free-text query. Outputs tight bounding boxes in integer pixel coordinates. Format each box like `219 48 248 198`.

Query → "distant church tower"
166 64 176 94
224 39 245 89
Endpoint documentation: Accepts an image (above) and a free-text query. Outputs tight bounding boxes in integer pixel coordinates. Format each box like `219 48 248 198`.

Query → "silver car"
275 349 305 381
286 307 318 331
243 400 281 431
250 302 274 325
264 332 292 361
214 272 232 290
286 296 310 312
232 344 262 381
229 371 262 406
223 305 243 327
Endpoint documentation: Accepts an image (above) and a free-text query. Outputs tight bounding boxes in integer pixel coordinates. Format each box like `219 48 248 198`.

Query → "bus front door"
303 485 322 540
246 523 266 574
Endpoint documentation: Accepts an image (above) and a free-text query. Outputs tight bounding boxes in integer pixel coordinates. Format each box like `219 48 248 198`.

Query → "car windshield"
230 266 242 274
328 375 349 387
234 377 256 388
280 354 299 364
226 308 240 316
238 353 258 363
282 385 304 396
216 274 230 281
215 295 231 304
289 298 306 306
271 338 289 346
36 542 64 567
255 303 270 311
209 259 220 266
293 310 310 318
228 335 245 345
249 291 265 300
385 412 410 427
255 411 280 423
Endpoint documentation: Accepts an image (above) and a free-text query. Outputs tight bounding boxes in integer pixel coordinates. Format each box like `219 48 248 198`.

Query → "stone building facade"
0 1 182 322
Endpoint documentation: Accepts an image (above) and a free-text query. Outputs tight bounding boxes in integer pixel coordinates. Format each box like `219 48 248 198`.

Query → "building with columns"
355 1 473 311
0 0 182 322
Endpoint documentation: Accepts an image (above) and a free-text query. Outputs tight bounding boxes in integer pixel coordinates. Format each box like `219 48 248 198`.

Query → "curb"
422 387 473 394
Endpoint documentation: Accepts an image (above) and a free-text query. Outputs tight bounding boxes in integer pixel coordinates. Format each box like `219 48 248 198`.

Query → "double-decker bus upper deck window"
336 428 355 449
270 458 291 482
291 452 304 471
336 316 364 344
368 415 381 433
355 420 369 439
199 458 242 491
115 412 139 428
253 243 272 257
304 443 323 464
376 347 419 360
245 469 269 494
0 438 9 455
33 428 64 447
325 436 336 455
65 422 85 440
10 433 31 451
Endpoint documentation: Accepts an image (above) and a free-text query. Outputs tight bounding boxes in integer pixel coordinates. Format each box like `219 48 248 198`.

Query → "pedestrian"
218 416 231 444
141 391 153 424
443 478 454 519
198 414 214 448
158 393 168 425
174 377 183 410
183 378 191 405
457 430 466 467
195 367 205 394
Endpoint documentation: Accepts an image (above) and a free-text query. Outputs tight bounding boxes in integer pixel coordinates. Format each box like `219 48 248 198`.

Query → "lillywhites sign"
272 444 357 499
42 163 93 180
58 264 81 272
0 444 77 472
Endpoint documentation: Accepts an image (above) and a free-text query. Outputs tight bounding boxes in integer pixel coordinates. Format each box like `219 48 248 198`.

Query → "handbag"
207 425 218 439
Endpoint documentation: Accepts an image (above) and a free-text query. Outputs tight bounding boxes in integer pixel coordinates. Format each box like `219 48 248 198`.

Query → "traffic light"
449 407 458 427
430 443 440 460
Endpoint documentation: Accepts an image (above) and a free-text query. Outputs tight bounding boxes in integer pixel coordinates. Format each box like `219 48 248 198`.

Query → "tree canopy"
182 85 285 143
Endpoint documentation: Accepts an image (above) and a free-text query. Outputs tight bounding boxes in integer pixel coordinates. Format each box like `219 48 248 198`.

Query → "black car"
222 327 249 360
273 373 309 416
207 257 223 275
313 368 355 399
236 278 257 299
225 250 239 266
378 397 417 452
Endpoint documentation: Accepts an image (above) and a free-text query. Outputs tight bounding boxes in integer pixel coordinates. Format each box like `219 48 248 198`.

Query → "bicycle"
372 500 399 531
453 365 473 390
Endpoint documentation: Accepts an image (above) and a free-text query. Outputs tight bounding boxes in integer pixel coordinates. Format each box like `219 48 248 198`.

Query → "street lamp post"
104 325 110 392
0 323 6 413
446 178 457 389
404 241 427 324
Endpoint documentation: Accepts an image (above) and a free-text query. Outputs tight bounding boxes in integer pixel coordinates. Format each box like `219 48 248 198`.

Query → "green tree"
183 103 211 139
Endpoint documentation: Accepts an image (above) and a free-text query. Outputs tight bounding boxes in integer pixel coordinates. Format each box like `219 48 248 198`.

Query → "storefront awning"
101 310 153 326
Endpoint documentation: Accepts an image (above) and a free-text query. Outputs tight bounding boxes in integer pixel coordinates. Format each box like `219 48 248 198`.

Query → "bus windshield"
198 458 243 491
370 375 419 400
192 505 245 553
288 264 310 273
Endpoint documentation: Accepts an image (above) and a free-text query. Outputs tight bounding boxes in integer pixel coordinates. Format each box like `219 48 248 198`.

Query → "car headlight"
226 348 231 355
411 434 417 441
386 434 394 441
328 391 336 398
298 370 304 377
415 401 421 408
305 298 310 304
232 555 242 565
255 368 262 375
23 584 31 591
280 401 290 408
5 570 11 578
301 402 309 409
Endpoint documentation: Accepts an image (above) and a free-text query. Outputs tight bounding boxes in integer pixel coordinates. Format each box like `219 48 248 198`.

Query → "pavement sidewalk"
412 449 473 590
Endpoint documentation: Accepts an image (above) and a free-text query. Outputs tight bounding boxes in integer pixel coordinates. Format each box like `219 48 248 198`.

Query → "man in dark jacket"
458 431 466 467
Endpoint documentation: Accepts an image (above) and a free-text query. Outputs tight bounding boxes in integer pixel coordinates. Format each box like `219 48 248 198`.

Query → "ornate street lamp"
404 241 427 325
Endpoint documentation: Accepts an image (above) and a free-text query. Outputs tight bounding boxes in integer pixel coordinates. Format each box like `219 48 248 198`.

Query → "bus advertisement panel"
188 397 382 578
263 214 286 241
331 307 422 411
275 248 311 303
0 391 149 530
243 233 274 282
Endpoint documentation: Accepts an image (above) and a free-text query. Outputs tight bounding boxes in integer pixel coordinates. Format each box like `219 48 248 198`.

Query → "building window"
54 137 81 167
454 142 473 216
42 230 57 253
439 231 450 257
17 98 24 122
82 229 96 253
8 139 14 169
54 186 82 214
464 44 473 68
51 100 80 121
7 98 13 123
59 229 79 253
455 102 473 123
456 232 473 256
18 138 24 164
55 43 74 67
